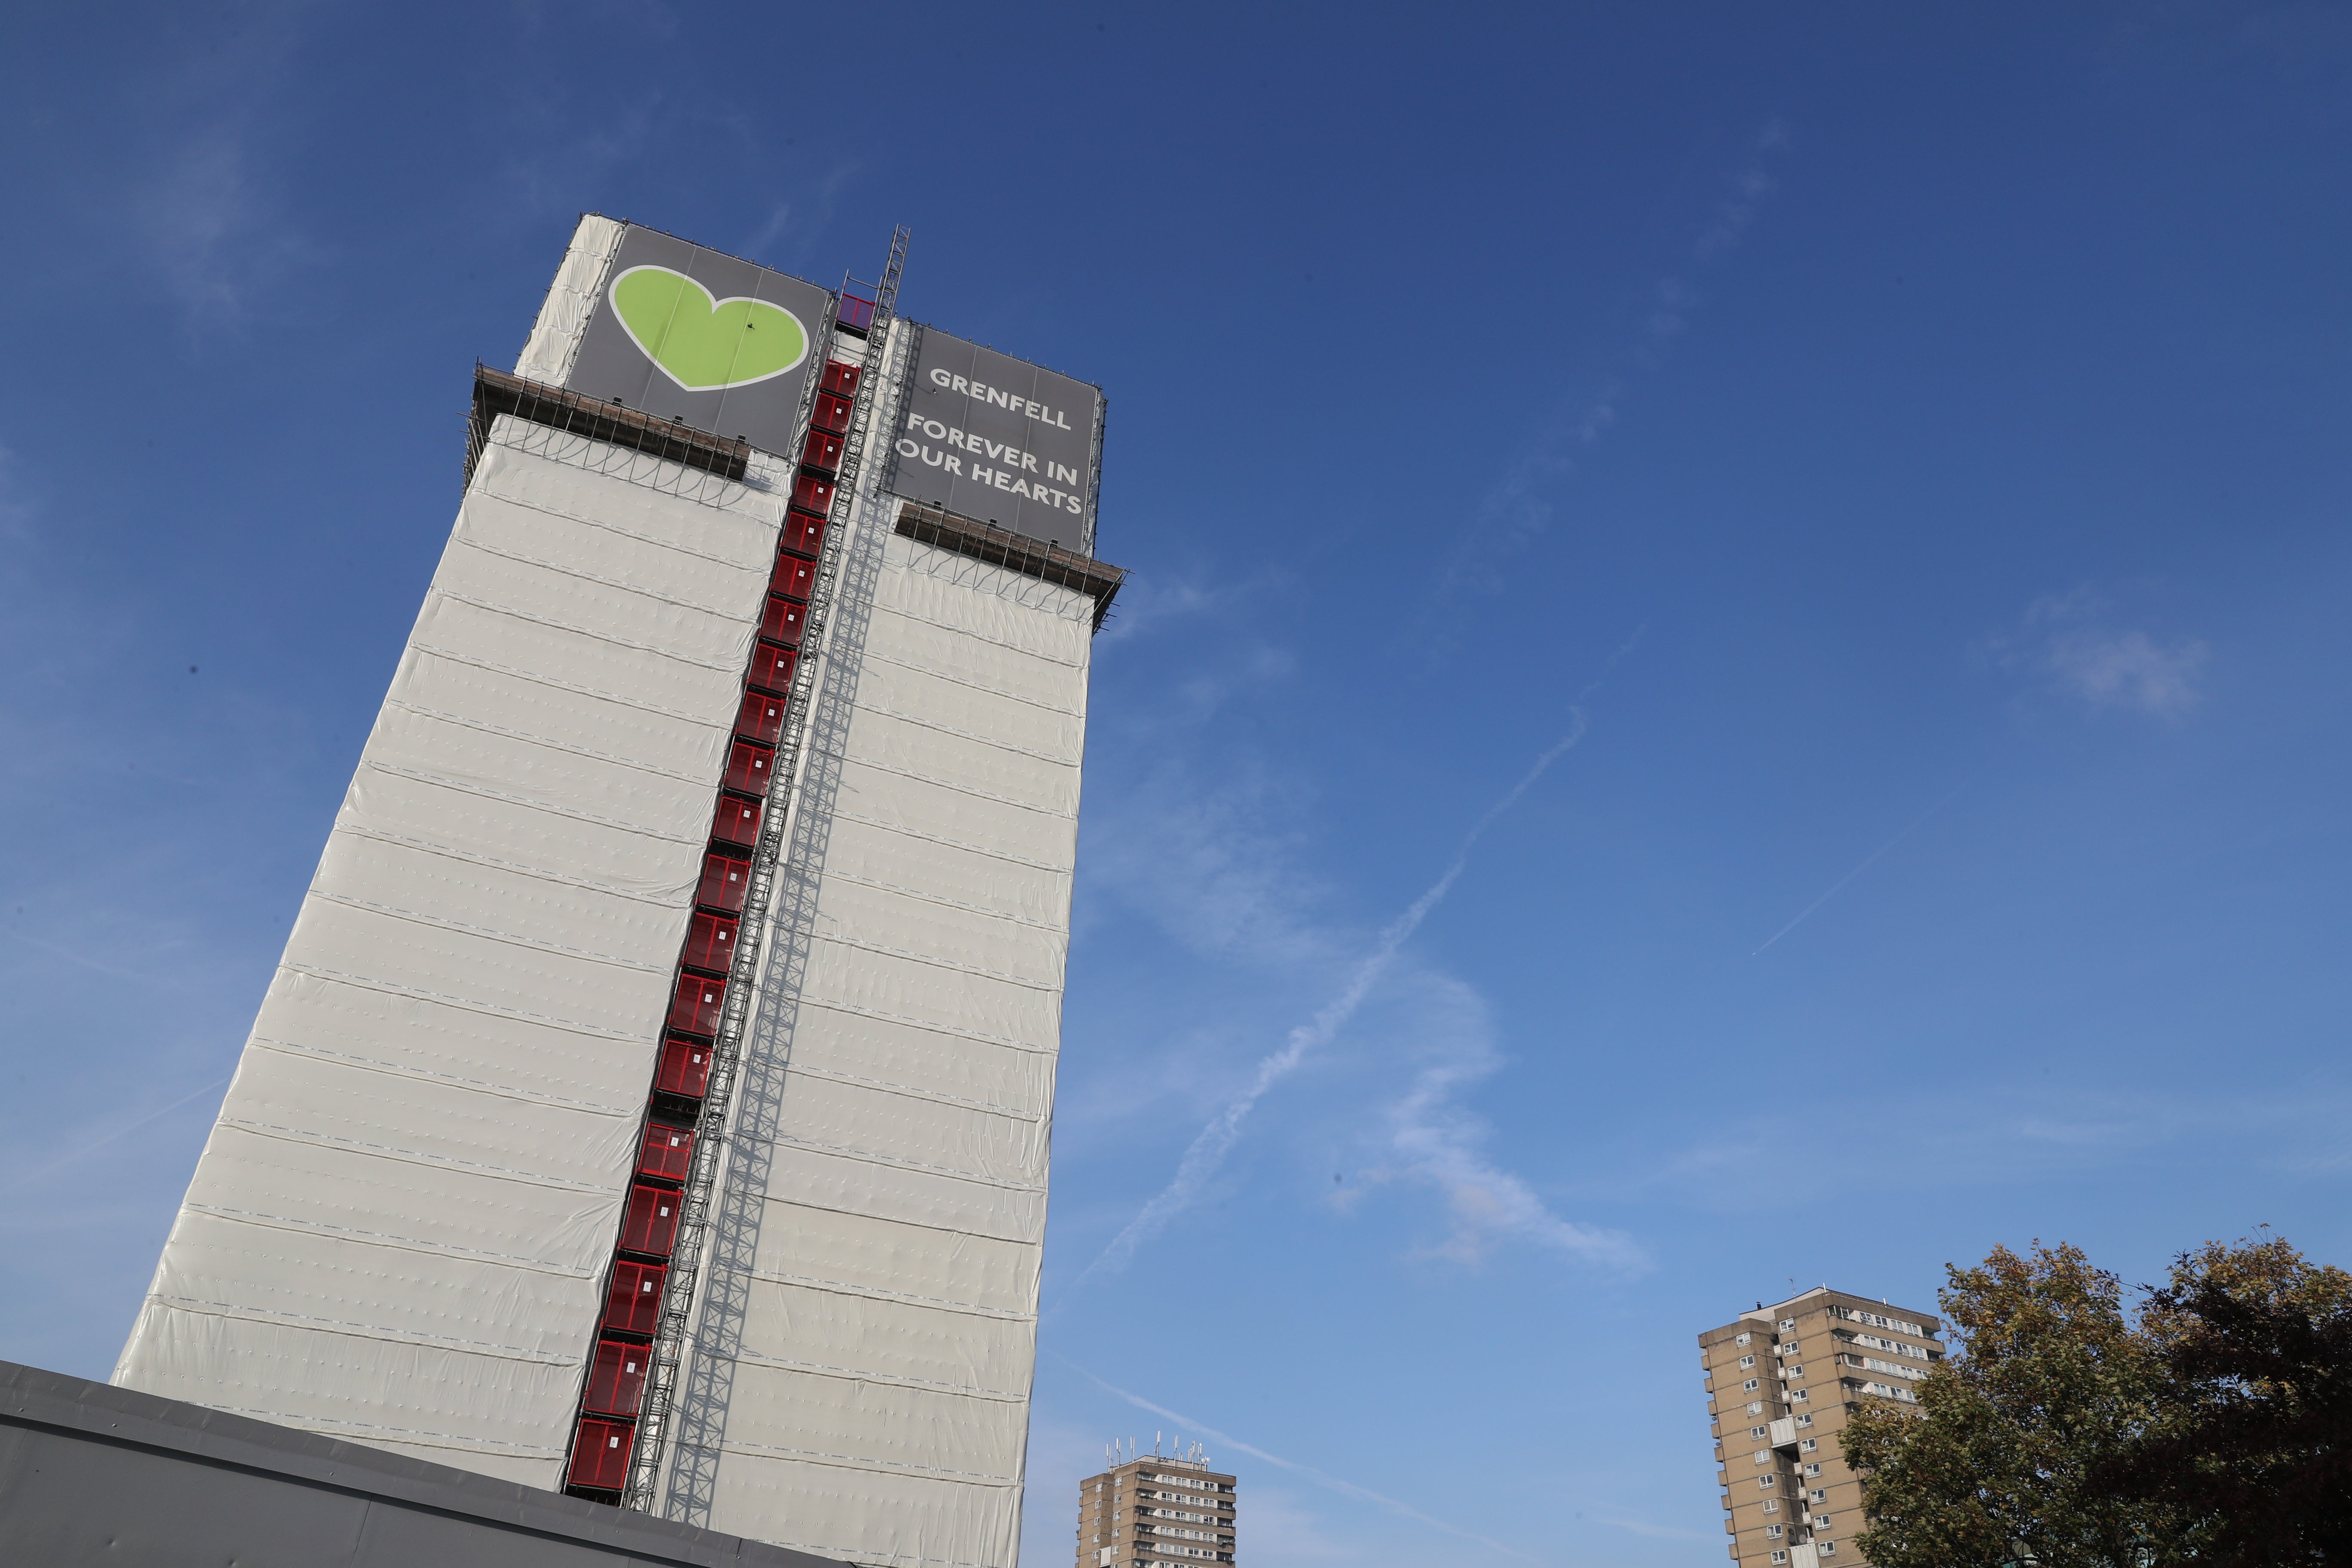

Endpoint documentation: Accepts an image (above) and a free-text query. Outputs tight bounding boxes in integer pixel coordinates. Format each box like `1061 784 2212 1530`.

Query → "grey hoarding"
564 226 835 456
0 1360 840 1568
885 325 1104 554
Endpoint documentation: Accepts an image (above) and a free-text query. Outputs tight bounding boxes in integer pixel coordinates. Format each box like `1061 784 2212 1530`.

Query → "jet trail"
1064 715 1590 1295
1754 773 1979 956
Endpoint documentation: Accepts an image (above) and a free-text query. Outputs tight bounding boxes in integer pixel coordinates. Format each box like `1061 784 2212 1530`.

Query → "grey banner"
884 325 1103 554
564 227 834 456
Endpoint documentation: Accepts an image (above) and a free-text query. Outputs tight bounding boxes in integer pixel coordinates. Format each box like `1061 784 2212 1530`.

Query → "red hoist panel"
711 794 763 849
799 427 845 473
603 1260 666 1335
760 597 807 647
669 974 724 1035
770 552 817 603
619 1181 681 1257
637 1121 695 1181
735 689 785 746
781 510 827 559
811 390 853 434
748 642 798 694
569 1417 633 1490
696 851 750 914
724 740 774 794
791 474 836 516
681 911 738 974
655 1037 710 1097
577 321 872 1502
583 1336 649 1415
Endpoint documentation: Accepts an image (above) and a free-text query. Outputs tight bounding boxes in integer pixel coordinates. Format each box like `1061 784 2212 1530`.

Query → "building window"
1740 1355 1755 1369
1743 1379 1760 1392
1810 1489 1828 1504
1747 1402 1764 1415
1736 1333 1752 1347
1792 1390 1809 1403
1780 1318 1796 1330
1759 1476 1776 1490
1804 1464 1822 1477
1819 1544 1837 1556
1766 1524 1784 1538
1771 1552 1789 1564
1749 1426 1768 1439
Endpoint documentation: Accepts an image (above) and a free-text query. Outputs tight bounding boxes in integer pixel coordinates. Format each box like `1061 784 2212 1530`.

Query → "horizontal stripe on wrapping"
330 824 688 911
277 961 649 1043
854 646 1085 718
777 990 1058 1057
704 1251 1035 1323
357 759 704 846
691 1343 1026 1403
849 698 1081 770
248 1035 637 1117
670 1433 1017 1488
805 923 1065 995
431 587 744 674
814 864 1063 933
450 530 757 622
865 597 1087 669
408 642 731 729
385 698 718 787
729 1125 1047 1195
305 889 673 974
178 1199 601 1279
141 1293 578 1369
777 1060 1045 1123
216 1114 625 1197
812 742 1077 820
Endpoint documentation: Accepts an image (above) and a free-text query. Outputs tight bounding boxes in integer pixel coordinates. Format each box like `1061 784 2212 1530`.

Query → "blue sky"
6 2 2352 1562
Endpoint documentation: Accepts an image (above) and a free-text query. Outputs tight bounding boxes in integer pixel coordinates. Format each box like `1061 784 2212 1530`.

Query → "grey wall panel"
0 1360 839 1568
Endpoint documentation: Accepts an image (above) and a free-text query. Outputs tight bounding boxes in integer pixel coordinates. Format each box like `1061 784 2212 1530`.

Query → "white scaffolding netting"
667 525 1092 1568
113 420 780 1485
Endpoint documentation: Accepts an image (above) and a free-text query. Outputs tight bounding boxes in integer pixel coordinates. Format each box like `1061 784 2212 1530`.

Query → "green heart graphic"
610 266 808 389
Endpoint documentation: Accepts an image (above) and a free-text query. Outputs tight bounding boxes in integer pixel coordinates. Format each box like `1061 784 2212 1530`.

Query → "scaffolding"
615 228 913 1515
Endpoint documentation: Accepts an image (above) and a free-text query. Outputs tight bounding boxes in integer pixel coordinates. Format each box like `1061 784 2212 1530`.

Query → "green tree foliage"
1841 1234 2352 1568
1841 1242 2172 1568
2116 1236 2352 1565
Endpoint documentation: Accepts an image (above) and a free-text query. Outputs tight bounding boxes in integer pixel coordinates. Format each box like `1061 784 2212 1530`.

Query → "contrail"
1753 773 1979 956
1063 712 1592 1297
1056 1356 1535 1561
23 1075 230 1182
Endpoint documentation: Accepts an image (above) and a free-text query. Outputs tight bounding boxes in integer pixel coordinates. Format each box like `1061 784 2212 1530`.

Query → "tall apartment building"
1698 1287 1945 1568
1077 1449 1237 1568
113 215 1120 1568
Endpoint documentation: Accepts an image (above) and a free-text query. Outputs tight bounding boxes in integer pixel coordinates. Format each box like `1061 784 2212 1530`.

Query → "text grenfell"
926 366 1074 428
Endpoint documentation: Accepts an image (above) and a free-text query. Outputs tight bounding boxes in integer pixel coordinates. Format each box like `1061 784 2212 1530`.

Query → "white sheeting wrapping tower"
117 217 1102 1568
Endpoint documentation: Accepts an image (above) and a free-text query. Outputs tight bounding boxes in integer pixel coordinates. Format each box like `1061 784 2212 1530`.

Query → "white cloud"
1064 720 1617 1297
1378 986 1645 1270
1998 589 2208 717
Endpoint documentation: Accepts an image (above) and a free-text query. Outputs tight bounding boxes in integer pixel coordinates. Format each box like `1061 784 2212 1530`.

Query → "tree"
1841 1234 2352 1567
1840 1241 2180 1568
2110 1234 2352 1565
